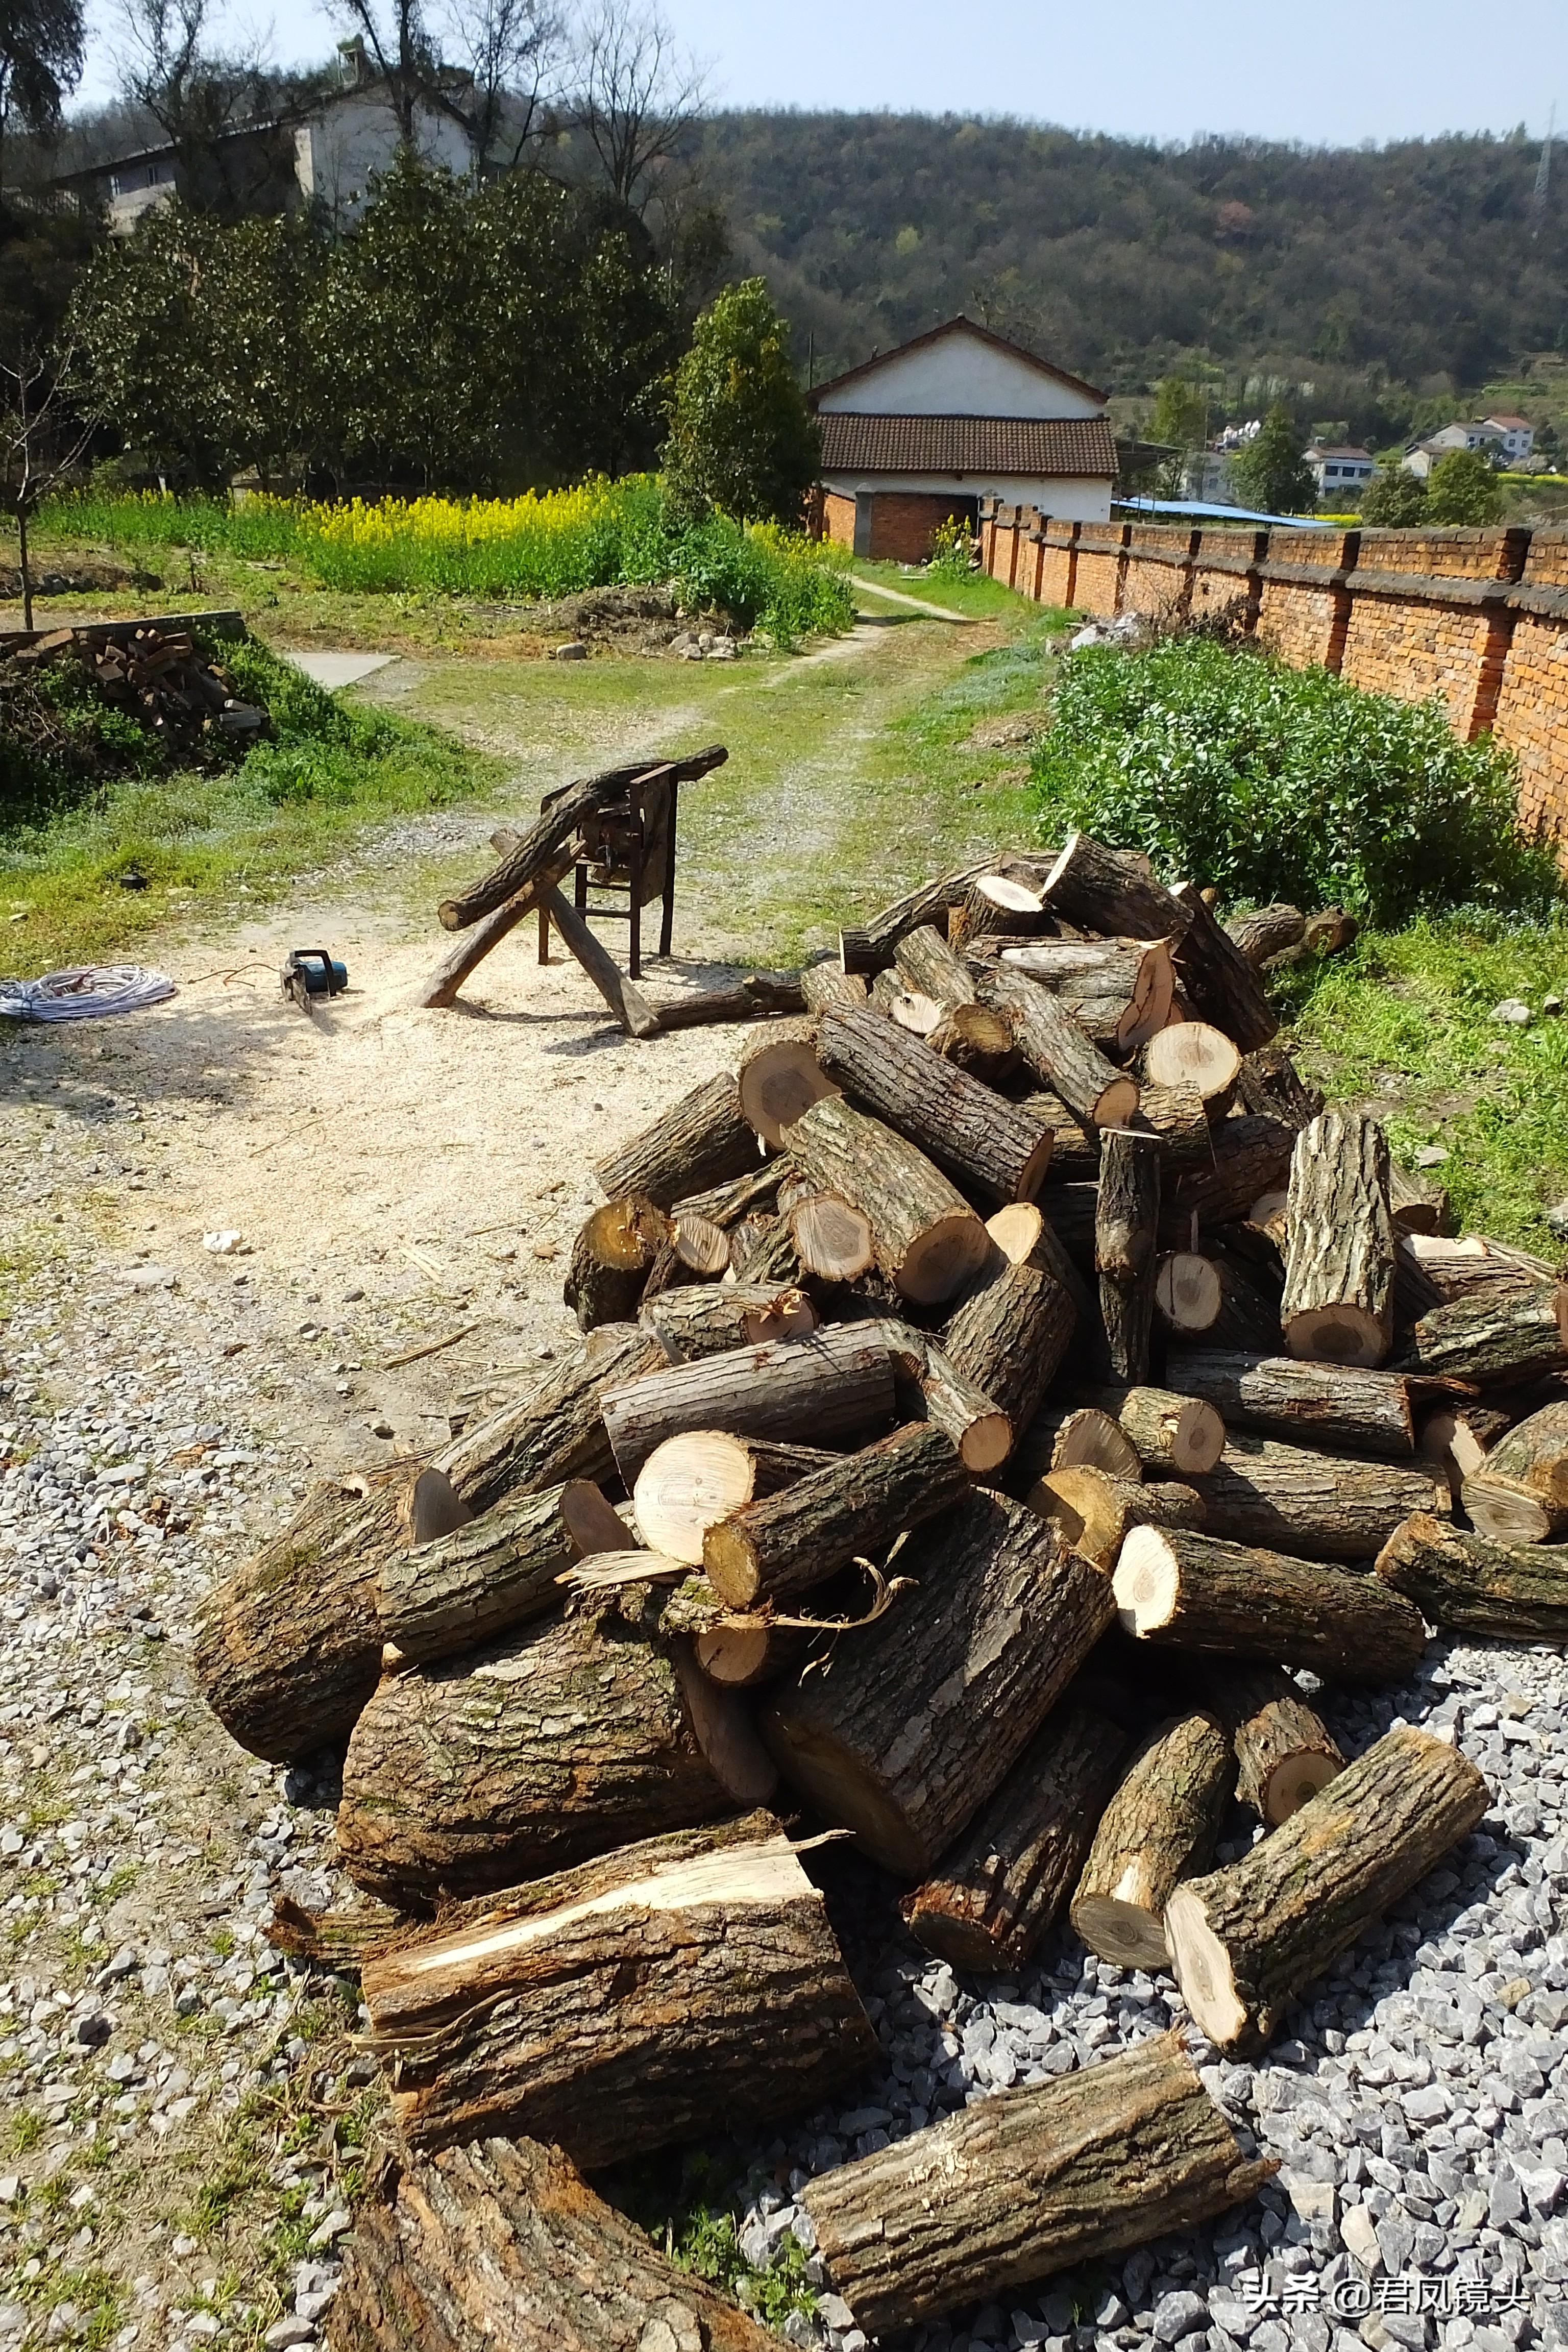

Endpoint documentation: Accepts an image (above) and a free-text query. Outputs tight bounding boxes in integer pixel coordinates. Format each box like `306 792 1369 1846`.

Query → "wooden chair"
537 763 677 979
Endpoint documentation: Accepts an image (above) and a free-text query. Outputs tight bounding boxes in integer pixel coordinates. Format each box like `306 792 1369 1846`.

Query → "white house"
1482 413 1535 465
1403 420 1506 477
809 316 1117 560
1305 445 1376 498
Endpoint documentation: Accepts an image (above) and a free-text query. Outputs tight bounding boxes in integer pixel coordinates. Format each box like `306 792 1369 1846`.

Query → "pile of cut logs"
198 831 1568 2350
3 623 268 754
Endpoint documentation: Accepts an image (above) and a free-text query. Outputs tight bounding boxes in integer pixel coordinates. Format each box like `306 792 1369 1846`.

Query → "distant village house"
1304 445 1375 497
1402 414 1532 477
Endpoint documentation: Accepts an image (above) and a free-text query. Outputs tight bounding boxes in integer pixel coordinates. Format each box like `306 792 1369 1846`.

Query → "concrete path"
850 574 972 623
283 648 400 689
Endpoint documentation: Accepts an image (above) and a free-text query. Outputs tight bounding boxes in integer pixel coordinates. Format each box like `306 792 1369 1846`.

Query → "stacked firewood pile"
2 622 268 759
195 831 1568 2349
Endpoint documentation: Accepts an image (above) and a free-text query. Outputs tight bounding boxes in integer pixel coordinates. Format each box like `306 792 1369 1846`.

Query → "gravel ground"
3 996 1565 2352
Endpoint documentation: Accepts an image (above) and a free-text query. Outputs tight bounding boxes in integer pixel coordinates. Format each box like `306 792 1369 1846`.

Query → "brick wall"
820 492 855 551
863 492 971 564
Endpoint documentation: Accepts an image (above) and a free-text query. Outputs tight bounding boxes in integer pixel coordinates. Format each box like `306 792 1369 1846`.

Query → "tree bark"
377 1479 627 1667
1006 1406 1140 1497
1376 1510 1568 1641
644 971 806 1028
360 1812 876 2165
813 1003 1056 1206
595 1074 761 1210
1134 1080 1214 1167
1279 1113 1396 1366
1163 1114 1295 1236
538 887 661 1037
1233 1043 1324 1131
703 1422 967 1607
1112 1523 1428 1681
634 1432 838 1567
903 1702 1127 1971
438 1323 669 1509
564 1198 671 1332
1459 1399 1568 1543
993 938 1174 1052
1194 1662 1344 1825
336 1588 770 1907
781 1094 992 1304
943 1260 1076 1433
599 1325 894 1487
1027 1467 1206 1571
416 851 573 1009
1388 1161 1453 1237
894 921 977 1010
641 1280 817 1362
800 2029 1273 2339
861 1315 1013 1473
1226 904 1306 967
1392 1282 1568 1384
1075 1384 1226 1475
800 961 870 1016
1015 1091 1100 1179
735 1025 840 1148
1039 832 1193 940
1096 1129 1162 1386
671 1162 784 1231
1187 1430 1447 1563
975 965 1139 1129
1141 1021 1242 1108
1166 1727 1490 2053
949 872 1050 956
763 1490 1116 1877
1162 1348 1419 1459
839 861 1001 973
1070 1711 1233 1969
1168 880 1278 1050
329 2134 782 2352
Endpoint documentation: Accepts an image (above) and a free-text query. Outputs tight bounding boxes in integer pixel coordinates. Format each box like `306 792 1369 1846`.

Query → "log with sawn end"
1162 1349 1420 1458
598 1325 895 1488
781 1094 992 1304
812 1003 1055 1204
1459 1399 1568 1543
564 1196 669 1331
633 1432 837 1566
942 1257 1075 1435
1112 1523 1428 1682
1027 1466 1206 1572
975 964 1139 1129
1070 1710 1233 1969
703 1422 967 1608
1279 1111 1396 1366
376 1477 627 1667
1193 1660 1344 1825
641 1279 818 1362
1187 1430 1448 1563
595 1073 761 1210
1375 1511 1568 1642
1392 1282 1568 1386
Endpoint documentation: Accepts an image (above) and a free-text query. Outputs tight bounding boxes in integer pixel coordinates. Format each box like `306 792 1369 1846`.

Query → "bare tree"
432 0 565 176
330 0 440 146
0 343 95 628
0 0 86 193
115 0 282 210
568 0 706 215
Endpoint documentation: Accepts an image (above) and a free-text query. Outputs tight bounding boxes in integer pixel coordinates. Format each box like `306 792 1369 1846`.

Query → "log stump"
1070 1710 1233 1969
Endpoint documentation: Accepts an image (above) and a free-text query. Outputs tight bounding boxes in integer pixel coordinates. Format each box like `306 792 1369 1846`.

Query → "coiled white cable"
0 966 177 1021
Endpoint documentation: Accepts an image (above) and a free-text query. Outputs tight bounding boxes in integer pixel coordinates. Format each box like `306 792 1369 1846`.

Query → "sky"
77 0 1563 144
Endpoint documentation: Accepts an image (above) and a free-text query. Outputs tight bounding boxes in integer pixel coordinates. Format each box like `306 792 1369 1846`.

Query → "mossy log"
1070 1710 1233 1969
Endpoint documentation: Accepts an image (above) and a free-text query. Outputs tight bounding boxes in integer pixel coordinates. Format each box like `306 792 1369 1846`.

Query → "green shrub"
927 516 976 581
1030 634 1559 923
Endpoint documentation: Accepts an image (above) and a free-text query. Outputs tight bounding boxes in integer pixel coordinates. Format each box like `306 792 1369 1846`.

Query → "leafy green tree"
1425 446 1505 525
661 276 818 526
1149 375 1207 453
1228 403 1316 515
1360 464 1428 525
0 0 84 186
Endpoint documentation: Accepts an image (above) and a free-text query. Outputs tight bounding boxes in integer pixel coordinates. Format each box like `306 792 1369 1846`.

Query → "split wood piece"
416 850 574 1009
839 860 1002 974
1376 1511 1568 1641
902 1702 1126 1972
800 2028 1273 2339
1039 832 1193 941
361 1811 876 2164
641 1280 817 1363
976 965 1139 1129
1419 1401 1514 1498
595 1073 760 1210
763 1489 1115 1877
1388 1161 1452 1238
863 1316 1013 1474
633 1432 837 1566
1393 1283 1568 1385
1027 1467 1206 1572
1007 1406 1141 1498
943 1260 1075 1434
670 1211 729 1277
787 1191 875 1283
1141 1021 1242 1108
1133 1081 1212 1167
893 921 977 1010
1113 1524 1428 1682
1075 1384 1226 1476
335 1587 768 1907
564 1197 670 1332
1163 1114 1295 1235
703 1422 967 1608
328 2134 782 2352
1280 1112 1396 1367
1461 1399 1568 1542
538 886 661 1038
1164 1349 1419 1459
949 871 1050 956
799 961 871 1016
736 1025 840 1149
928 1001 1017 1080
1195 1662 1344 1825
438 747 725 932
1166 1726 1489 2053
642 970 806 1028
1015 1092 1100 1180
1186 1431 1447 1564
995 938 1174 1053
781 1094 991 1304
377 1478 628 1668
813 1004 1055 1206
1233 1043 1324 1132
1096 1129 1162 1386
671 1161 783 1231
1070 1710 1233 1969
1225 904 1306 967
598 1324 895 1487
1167 881 1278 1051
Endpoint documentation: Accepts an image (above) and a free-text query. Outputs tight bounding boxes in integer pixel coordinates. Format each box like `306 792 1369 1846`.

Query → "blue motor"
282 948 349 1011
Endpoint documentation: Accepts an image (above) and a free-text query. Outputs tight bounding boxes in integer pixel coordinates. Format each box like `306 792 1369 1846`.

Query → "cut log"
1141 1021 1242 1107
975 965 1139 1128
736 1026 839 1148
644 970 806 1028
1015 1091 1099 1179
1009 1406 1141 1494
336 1587 765 1906
416 851 574 1009
1393 1283 1568 1385
949 871 1049 955
1164 1113 1295 1234
799 961 869 1017
641 1280 817 1362
1167 881 1278 1051
438 1323 669 1510
1376 1511 1568 1641
1039 832 1193 940
840 862 1000 974
1133 1080 1213 1167
813 1004 1055 1205
376 1479 626 1667
863 1316 1013 1474
986 1190 1098 1327
1418 1401 1514 1496
538 887 661 1038
763 1490 1115 1876
1196 1661 1343 1825
1233 1043 1324 1132
1156 1252 1222 1335
942 1260 1075 1433
1225 904 1306 967
1028 1466 1206 1571
1304 904 1359 956
927 1000 1017 1080
633 1432 837 1566
894 921 977 1010
870 969 941 1032
329 2134 782 2352
1204 1257 1285 1354
1395 1234 1544 1325
1113 1524 1428 1681
1164 1348 1419 1459
994 937 1174 1052
1186 1430 1447 1563
1076 1384 1226 1476
361 1811 876 2164
600 1326 893 1488
1166 1726 1489 2053
1096 1129 1162 1386
564 1197 670 1332
781 1094 991 1304
596 1074 759 1210
1280 1112 1396 1366
703 1422 967 1608
670 1210 730 1277
1388 1161 1452 1238
698 1619 809 1688
801 2028 1272 2339
902 1701 1126 1971
1460 1399 1568 1542
1070 1710 1233 1968
788 1191 875 1282
438 748 725 931
672 1162 783 1231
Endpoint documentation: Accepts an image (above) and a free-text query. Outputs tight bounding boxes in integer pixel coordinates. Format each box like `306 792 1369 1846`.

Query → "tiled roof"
817 412 1118 479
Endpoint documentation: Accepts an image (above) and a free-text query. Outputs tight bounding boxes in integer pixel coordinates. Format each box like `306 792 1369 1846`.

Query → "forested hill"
698 113 1568 405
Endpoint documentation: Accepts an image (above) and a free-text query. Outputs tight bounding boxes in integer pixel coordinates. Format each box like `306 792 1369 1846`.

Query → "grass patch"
606 2149 816 2330
852 557 1054 625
